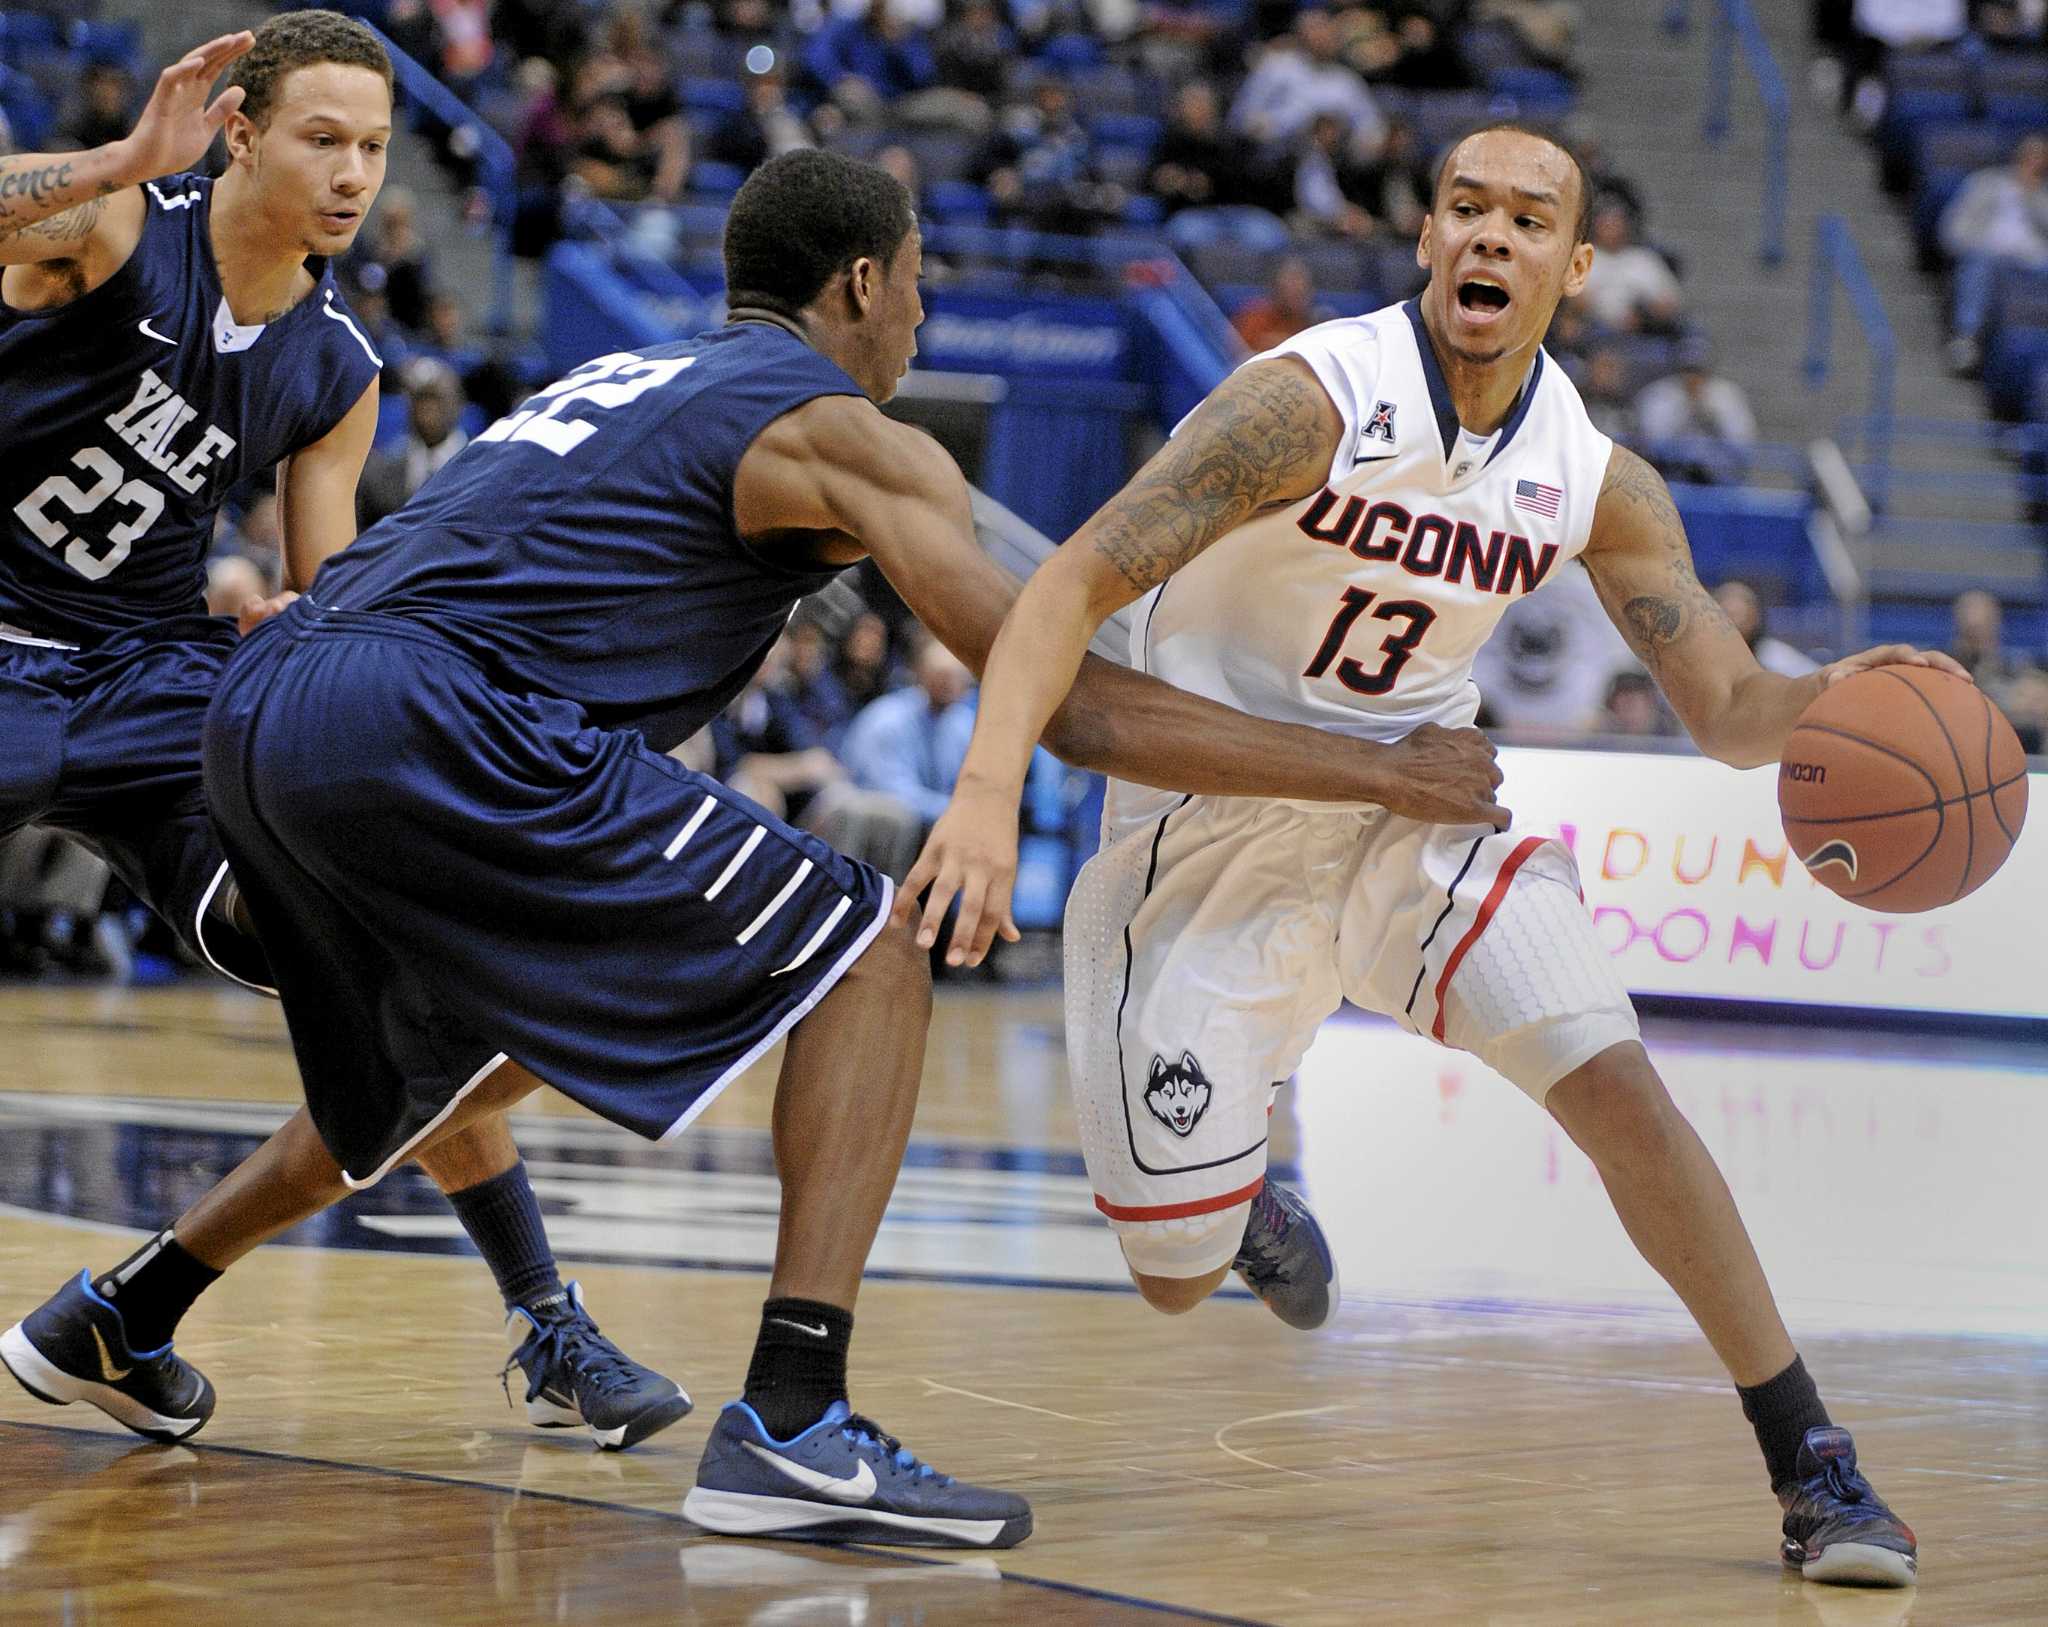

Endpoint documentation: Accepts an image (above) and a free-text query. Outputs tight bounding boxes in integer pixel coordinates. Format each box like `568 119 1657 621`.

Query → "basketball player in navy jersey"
192 147 1504 1548
0 15 686 1452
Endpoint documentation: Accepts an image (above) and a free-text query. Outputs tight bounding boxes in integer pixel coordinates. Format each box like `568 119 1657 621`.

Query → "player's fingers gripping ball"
1779 666 2028 913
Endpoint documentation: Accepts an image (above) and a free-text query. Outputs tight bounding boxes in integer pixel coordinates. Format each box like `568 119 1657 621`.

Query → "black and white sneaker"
503 1281 691 1451
1 1271 216 1441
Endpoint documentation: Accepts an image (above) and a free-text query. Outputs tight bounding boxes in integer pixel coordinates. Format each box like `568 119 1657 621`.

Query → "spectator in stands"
359 360 470 530
1634 338 1757 485
1601 670 1672 738
1352 5 1477 91
1150 79 1254 213
876 142 924 202
707 58 819 173
496 0 593 65
932 0 1013 120
1476 0 1580 76
1948 588 2037 707
803 0 941 125
59 62 134 152
353 185 436 333
1579 345 1636 441
1346 111 1432 238
1713 579 1821 677
837 610 903 710
785 617 858 747
1939 132 2048 377
1823 0 1969 128
574 93 683 203
206 554 268 622
1291 111 1378 241
1976 0 2048 48
840 636 975 830
711 645 847 824
606 10 691 204
975 76 1125 232
214 492 283 591
1234 255 1333 351
1231 7 1387 154
1577 196 1684 334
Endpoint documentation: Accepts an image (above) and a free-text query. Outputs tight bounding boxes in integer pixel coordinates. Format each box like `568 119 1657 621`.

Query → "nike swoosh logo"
137 318 177 346
90 1326 132 1382
1352 447 1399 465
741 1441 877 1503
768 1318 829 1338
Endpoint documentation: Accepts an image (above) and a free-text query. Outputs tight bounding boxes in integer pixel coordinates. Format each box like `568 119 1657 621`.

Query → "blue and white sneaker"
682 1400 1033 1549
1778 1427 1918 1587
1 1271 215 1442
504 1281 691 1451
1232 1179 1340 1330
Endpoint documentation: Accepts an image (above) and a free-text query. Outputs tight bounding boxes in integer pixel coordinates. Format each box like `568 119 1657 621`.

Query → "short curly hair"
229 9 393 130
723 150 915 320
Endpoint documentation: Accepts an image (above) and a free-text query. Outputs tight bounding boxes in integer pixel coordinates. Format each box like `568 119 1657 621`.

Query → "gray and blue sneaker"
504 1281 691 1451
1 1271 216 1442
682 1399 1033 1549
1232 1179 1340 1330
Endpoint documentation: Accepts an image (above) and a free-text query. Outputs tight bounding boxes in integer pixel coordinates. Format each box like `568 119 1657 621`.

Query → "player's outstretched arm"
0 32 250 267
1583 445 1969 768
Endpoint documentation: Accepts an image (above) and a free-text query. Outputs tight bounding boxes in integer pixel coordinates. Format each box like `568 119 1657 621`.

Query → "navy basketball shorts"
202 603 894 1187
0 617 272 991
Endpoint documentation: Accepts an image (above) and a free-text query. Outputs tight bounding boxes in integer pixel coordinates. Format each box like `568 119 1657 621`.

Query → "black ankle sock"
443 1161 563 1311
94 1231 221 1353
1739 1354 1833 1489
743 1297 853 1439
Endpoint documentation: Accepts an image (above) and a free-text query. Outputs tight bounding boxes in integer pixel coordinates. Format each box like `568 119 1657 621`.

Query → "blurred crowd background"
1 0 2044 981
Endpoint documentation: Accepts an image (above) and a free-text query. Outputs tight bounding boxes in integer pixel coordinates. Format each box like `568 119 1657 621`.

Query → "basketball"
1779 667 2029 913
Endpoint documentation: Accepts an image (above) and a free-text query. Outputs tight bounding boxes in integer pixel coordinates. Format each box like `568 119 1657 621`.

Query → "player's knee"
861 910 933 1009
1547 1042 1684 1167
1130 1265 1229 1314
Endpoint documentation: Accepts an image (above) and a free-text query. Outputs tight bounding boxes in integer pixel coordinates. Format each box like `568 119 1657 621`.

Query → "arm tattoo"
0 194 105 246
1595 445 1737 676
1088 360 1333 594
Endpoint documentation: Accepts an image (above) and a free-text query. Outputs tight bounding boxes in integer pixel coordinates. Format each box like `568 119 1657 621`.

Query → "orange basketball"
1778 666 2028 913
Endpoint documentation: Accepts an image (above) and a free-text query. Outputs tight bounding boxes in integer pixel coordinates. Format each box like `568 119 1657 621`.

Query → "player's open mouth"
321 210 359 230
1456 279 1511 320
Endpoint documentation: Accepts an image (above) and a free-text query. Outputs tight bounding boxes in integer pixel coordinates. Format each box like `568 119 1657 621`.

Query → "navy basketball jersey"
0 172 383 646
313 322 866 749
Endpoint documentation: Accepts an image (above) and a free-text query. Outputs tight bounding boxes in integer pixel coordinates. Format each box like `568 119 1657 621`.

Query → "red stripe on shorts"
1094 1173 1266 1222
1430 835 1545 1042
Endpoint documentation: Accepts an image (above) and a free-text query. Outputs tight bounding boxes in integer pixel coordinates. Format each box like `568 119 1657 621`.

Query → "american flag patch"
1514 479 1562 518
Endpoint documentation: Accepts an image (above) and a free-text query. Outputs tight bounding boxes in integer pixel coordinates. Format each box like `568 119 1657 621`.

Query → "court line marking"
918 1376 1120 1429
1211 1406 1356 1481
0 1419 1277 1627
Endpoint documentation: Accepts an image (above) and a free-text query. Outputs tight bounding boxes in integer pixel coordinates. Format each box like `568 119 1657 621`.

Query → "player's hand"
1821 644 1973 688
237 590 297 636
114 33 253 185
1370 723 1511 830
893 781 1024 969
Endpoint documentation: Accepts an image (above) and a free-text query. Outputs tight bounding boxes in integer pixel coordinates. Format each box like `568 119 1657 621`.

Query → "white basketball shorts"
1064 781 1641 1277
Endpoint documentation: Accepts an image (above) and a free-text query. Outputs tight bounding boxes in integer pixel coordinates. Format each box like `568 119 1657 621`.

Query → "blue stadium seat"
1120 193 1164 228
1088 113 1161 151
689 160 747 201
925 179 992 226
680 77 744 116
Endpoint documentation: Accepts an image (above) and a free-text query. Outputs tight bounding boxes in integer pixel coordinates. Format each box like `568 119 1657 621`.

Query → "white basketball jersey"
1130 301 1614 747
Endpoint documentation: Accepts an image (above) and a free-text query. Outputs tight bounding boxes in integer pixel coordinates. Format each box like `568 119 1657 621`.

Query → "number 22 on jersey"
474 352 697 457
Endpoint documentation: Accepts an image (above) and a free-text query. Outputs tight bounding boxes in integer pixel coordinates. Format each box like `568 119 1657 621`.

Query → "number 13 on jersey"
474 352 697 457
1303 587 1436 696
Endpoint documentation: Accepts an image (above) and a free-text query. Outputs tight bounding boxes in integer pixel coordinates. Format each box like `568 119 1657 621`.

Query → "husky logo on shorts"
1144 1052 1213 1137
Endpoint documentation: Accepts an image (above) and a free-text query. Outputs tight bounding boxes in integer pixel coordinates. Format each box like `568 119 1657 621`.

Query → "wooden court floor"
0 984 2043 1625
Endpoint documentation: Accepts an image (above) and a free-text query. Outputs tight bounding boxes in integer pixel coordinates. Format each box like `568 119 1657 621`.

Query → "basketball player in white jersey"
906 124 1954 1587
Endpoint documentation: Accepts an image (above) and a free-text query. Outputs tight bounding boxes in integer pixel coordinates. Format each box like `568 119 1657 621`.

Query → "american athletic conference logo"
1143 1052 1213 1137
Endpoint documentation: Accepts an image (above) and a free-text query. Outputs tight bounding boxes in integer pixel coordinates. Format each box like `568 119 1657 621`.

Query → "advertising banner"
1496 746 2045 1021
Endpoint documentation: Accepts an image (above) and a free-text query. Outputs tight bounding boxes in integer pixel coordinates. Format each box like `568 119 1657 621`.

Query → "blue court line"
0 1418 1276 1627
